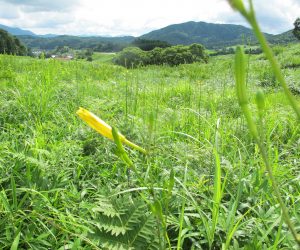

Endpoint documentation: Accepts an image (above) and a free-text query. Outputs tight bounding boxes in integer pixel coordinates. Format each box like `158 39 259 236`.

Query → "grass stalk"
229 0 300 120
177 165 188 250
234 46 300 246
248 16 300 120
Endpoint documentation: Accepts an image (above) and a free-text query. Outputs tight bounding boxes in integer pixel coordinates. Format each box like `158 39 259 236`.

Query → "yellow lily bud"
77 107 124 140
76 107 146 154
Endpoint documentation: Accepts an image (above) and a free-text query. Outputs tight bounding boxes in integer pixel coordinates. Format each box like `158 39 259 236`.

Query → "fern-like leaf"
90 194 161 249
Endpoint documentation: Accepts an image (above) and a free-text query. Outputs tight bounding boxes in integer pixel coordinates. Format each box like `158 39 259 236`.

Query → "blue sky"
0 0 299 36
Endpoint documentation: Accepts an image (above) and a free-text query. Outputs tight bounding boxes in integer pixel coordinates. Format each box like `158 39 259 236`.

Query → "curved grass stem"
248 17 300 120
234 46 300 246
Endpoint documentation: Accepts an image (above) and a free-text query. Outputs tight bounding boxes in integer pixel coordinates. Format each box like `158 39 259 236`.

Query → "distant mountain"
1 21 297 52
140 21 277 48
0 24 36 36
38 34 58 38
271 30 298 44
17 35 135 51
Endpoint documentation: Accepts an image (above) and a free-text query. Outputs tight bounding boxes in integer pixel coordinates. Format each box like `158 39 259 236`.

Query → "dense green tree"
148 47 164 65
114 43 208 68
160 45 193 66
75 48 93 60
188 43 208 63
0 29 27 55
131 38 171 51
150 44 208 66
293 18 300 40
85 48 93 57
113 47 147 68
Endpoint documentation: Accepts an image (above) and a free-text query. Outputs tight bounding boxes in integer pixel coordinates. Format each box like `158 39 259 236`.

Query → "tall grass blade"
10 232 21 250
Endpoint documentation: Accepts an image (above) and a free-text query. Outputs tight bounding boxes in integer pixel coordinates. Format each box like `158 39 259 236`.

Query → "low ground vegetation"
0 43 299 249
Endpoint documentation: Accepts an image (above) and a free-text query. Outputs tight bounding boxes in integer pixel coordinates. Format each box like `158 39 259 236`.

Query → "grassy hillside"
0 43 299 249
92 52 115 63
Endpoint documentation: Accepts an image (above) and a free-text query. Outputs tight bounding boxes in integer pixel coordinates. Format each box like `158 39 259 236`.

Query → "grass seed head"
227 0 248 17
255 90 265 111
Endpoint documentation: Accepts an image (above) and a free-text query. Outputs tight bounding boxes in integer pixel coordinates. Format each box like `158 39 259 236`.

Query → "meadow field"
0 43 299 249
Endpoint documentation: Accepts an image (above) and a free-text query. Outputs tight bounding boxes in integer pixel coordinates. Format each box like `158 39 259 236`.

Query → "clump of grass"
258 65 278 87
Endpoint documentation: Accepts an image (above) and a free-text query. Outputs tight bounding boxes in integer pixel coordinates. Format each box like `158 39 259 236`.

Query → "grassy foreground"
0 44 299 249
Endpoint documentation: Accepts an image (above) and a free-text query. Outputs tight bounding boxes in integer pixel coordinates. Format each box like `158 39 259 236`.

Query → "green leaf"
10 232 21 250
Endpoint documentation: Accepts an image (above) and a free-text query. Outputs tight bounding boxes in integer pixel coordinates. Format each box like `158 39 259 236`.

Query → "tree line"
0 29 27 55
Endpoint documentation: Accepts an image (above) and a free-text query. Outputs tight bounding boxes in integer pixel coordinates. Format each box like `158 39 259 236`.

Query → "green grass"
92 52 115 63
0 43 299 249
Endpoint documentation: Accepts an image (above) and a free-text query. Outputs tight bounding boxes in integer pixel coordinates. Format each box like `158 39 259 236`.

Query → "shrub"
148 47 164 65
114 43 208 68
113 47 147 68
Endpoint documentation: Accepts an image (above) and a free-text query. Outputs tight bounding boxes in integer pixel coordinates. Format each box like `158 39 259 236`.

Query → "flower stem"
124 138 147 154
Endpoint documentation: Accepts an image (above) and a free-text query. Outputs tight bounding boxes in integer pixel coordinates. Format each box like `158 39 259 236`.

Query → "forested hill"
140 21 297 48
0 29 27 55
17 35 135 51
0 21 297 51
271 30 298 44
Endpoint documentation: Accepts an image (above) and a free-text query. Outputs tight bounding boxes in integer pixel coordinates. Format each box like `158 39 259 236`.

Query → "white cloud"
0 3 20 20
253 0 300 33
0 0 79 12
69 0 232 36
0 0 299 35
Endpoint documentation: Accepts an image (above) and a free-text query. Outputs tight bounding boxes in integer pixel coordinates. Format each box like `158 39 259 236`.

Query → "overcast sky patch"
0 0 299 36
0 0 79 12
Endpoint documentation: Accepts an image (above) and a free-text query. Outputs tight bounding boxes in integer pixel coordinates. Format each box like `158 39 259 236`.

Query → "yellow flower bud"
76 107 146 154
77 107 124 141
